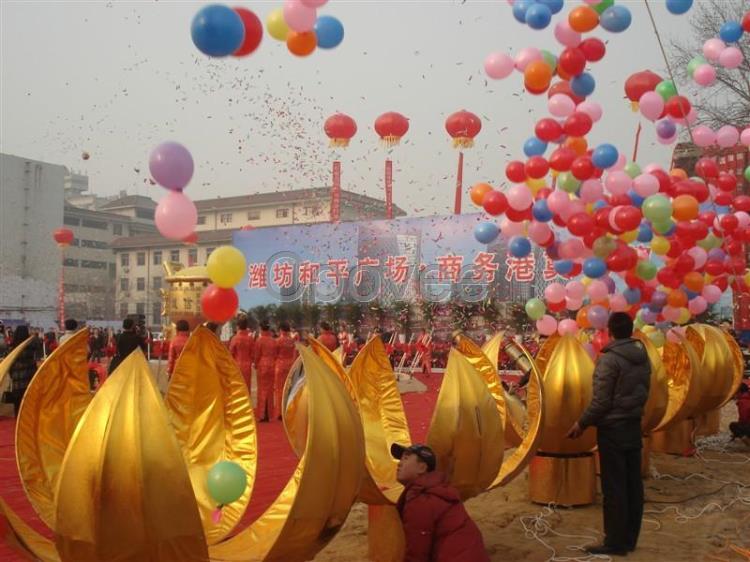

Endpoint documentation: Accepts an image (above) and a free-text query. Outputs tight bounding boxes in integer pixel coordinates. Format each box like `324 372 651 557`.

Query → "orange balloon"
286 31 316 57
524 61 553 92
576 306 591 329
470 183 493 206
565 136 588 155
683 272 705 293
568 6 599 33
670 168 688 180
672 194 699 221
667 289 688 308
556 65 572 81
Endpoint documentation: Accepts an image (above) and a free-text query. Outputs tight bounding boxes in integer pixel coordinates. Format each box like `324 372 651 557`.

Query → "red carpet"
0 373 440 560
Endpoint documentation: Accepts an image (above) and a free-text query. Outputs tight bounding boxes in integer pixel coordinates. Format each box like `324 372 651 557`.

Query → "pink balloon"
548 94 576 117
565 296 583 311
547 189 571 214
587 280 608 301
149 141 194 191
702 284 722 304
565 282 584 301
283 0 317 32
716 125 740 148
580 179 604 203
554 20 582 47
662 306 681 322
609 294 628 312
735 211 750 228
528 220 552 243
536 315 558 336
559 238 584 259
300 0 327 6
605 171 632 196
703 38 726 62
741 127 750 147
633 174 659 197
666 327 684 343
693 64 716 86
560 199 585 222
719 46 743 69
611 154 627 172
686 246 707 269
688 296 708 315
501 217 525 237
515 47 543 71
155 191 198 240
558 319 579 336
484 52 515 79
638 91 665 121
576 100 603 123
544 282 566 303
643 163 663 174
691 125 716 147
507 184 533 211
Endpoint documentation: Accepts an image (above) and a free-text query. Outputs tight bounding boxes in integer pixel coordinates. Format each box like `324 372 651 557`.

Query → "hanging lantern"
445 110 482 149
374 112 409 147
324 113 357 147
53 228 74 248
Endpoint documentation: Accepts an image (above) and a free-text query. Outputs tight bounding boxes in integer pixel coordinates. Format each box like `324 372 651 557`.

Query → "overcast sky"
1 1 693 216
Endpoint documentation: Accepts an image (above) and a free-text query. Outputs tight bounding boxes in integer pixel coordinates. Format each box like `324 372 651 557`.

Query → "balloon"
703 38 726 62
600 5 632 32
672 194 699 221
717 125 740 147
688 295 708 315
691 125 716 147
283 0 317 32
201 284 239 323
528 220 552 243
636 91 663 121
666 0 693 15
548 94 576 117
588 305 609 330
558 319 579 336
474 222 499 244
483 191 508 216
533 199 554 222
633 174 659 197
687 55 707 76
523 137 548 157
577 100 603 122
149 142 194 191
559 47 586 76
702 284 722 303
741 127 750 146
314 15 344 49
535 118 564 142
536 315 558 336
470 183 493 206
554 20 582 47
207 246 247 288
583 257 607 278
155 191 198 240
507 184 533 210
509 236 532 257
524 60 553 92
232 8 263 57
718 46 743 68
719 21 743 43
301 0 327 6
515 47 543 71
656 119 677 139
512 0 533 23
539 0 564 15
191 5 245 57
564 112 593 136
580 37 606 61
266 8 289 41
545 282 566 303
525 156 549 179
287 31 316 56
655 80 678 101
558 171 581 193
693 64 716 86
665 95 691 118
525 298 546 320
207 461 247 505
566 280 586 300
484 52 515 79
570 72 596 97
501 218 525 238
592 143 618 169
568 5 599 32
614 206 642 231
526 3 552 29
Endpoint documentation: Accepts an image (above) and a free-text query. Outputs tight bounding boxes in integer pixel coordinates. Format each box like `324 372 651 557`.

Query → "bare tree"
668 0 750 129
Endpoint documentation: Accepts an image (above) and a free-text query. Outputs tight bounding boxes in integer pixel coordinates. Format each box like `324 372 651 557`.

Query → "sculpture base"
368 504 404 562
641 436 651 478
651 419 695 456
695 409 721 437
528 452 596 506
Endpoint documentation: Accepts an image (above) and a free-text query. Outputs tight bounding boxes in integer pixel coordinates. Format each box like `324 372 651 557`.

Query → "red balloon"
506 160 527 182
739 227 750 243
536 187 552 200
548 147 577 172
571 156 595 180
715 192 733 206
695 157 719 180
559 47 587 76
698 211 717 226
201 284 239 323
594 206 612 230
666 238 683 259
547 80 585 104
483 191 508 216
725 239 744 256
690 220 709 241
582 227 607 248
624 70 662 102
665 96 691 119
563 112 593 136
743 11 750 33
705 260 724 276
535 118 564 142
614 206 642 231
727 256 746 274
717 172 738 192
505 206 532 222
580 38 606 62
657 267 681 289
734 195 750 212
673 254 695 275
525 156 550 179
608 194 632 207
552 214 567 228
720 214 739 232
606 249 630 272
713 275 729 291
592 329 610 354
567 212 595 236
625 270 644 289
650 170 672 193
233 8 263 56
548 299 566 313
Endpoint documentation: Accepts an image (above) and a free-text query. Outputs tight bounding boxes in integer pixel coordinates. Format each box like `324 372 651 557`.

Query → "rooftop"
100 194 157 210
110 228 234 250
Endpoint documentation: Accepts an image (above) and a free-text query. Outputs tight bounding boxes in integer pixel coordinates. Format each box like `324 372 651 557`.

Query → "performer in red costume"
254 322 277 422
274 322 297 420
229 316 255 393
318 321 338 352
416 329 433 376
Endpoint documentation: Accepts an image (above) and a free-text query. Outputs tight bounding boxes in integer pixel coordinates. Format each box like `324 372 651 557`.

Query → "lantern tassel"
329 138 350 148
452 137 474 149
379 135 402 148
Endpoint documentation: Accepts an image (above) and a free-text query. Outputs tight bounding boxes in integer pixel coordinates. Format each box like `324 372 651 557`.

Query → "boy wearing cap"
391 443 489 562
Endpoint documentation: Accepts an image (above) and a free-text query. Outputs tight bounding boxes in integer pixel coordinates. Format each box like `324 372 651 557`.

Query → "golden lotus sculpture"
162 262 210 331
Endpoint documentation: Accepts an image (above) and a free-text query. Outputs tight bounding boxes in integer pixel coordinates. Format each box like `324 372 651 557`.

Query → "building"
112 188 406 327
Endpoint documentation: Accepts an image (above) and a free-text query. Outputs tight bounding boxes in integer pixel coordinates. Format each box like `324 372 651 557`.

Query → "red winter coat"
396 471 489 562
319 330 338 352
738 391 750 424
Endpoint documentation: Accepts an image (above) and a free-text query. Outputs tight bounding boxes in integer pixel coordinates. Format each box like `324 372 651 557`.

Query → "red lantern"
374 112 409 147
624 70 662 104
324 113 357 147
445 110 482 149
53 228 74 247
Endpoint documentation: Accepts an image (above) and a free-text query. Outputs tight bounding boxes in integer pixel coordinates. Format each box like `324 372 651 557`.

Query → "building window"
63 258 79 267
206 247 215 259
120 278 128 291
152 302 162 326
276 208 289 219
137 252 146 266
120 303 129 318
153 250 162 266
188 248 198 266
303 206 316 216
135 208 155 220
81 219 108 230
220 212 233 224
153 277 162 290
247 210 260 220
113 224 123 235
137 278 145 291
63 216 80 226
136 303 146 315
197 215 207 225
81 239 108 249
121 253 130 267
170 250 180 262
80 260 108 269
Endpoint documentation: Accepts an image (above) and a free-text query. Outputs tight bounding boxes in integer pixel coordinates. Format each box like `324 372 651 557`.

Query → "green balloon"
634 312 645 330
745 165 750 183
525 298 546 321
687 56 706 77
541 50 557 73
636 260 657 280
655 80 678 101
593 0 614 15
593 236 617 258
558 172 581 193
651 219 674 235
207 461 247 505
623 162 641 179
649 330 665 348
697 232 722 250
642 194 672 222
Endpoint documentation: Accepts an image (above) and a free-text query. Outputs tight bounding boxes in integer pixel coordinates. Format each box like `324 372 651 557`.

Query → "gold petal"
281 356 307 458
653 331 701 432
480 333 524 446
720 328 744 407
53 350 209 562
332 346 345 365
686 324 737 413
165 327 257 545
0 497 60 561
0 336 33 390
210 346 365 562
16 328 91 530
427 349 504 501
633 331 669 434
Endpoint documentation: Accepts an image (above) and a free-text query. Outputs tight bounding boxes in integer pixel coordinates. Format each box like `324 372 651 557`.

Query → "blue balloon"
684 288 699 300
583 258 607 278
474 222 499 244
509 236 532 258
512 0 533 23
719 21 743 43
554 260 574 275
592 200 608 211
600 6 632 33
532 199 554 222
623 288 641 305
525 3 552 29
666 0 693 15
523 137 548 157
191 5 245 57
637 223 653 243
539 0 564 15
629 190 645 208
592 144 619 169
314 15 344 49
570 72 596 97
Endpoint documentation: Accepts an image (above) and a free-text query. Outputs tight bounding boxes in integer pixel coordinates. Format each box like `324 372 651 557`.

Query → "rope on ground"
695 434 750 466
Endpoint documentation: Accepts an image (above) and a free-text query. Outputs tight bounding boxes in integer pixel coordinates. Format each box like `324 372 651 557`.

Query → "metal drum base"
529 452 596 506
695 409 721 437
651 419 695 456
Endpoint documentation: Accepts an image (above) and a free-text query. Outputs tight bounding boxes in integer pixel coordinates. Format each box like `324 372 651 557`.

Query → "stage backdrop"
233 213 561 309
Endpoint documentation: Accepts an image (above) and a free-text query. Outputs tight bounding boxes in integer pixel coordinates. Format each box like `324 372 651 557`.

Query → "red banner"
331 160 341 222
385 159 393 220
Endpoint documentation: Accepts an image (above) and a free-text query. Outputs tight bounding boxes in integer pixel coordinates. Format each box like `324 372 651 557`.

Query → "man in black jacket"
566 312 651 557
108 318 147 374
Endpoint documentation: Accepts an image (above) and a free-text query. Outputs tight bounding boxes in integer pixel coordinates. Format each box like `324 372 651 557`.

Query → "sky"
0 1 695 217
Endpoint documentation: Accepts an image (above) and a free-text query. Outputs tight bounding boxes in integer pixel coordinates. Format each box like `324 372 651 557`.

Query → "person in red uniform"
167 320 191 378
730 382 750 439
337 324 349 349
229 316 255 394
391 443 489 562
274 322 297 420
416 330 432 376
318 322 338 352
254 322 277 422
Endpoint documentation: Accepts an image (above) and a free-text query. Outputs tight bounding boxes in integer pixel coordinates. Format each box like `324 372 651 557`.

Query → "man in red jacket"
730 382 750 440
391 443 489 562
229 317 255 393
274 322 297 421
318 322 338 352
254 322 277 422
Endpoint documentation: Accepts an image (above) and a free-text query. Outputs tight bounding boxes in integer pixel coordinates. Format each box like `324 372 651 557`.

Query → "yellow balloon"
207 246 247 289
266 8 289 42
651 236 670 256
676 308 691 325
744 271 750 286
619 230 638 243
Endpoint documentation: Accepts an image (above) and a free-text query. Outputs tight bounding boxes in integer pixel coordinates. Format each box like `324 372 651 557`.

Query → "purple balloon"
651 291 668 308
588 305 610 330
602 276 616 294
707 248 726 261
641 308 658 324
656 119 677 139
149 141 194 191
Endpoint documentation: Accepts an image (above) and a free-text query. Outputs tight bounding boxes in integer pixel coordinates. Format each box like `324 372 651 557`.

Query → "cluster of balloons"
684 10 750 87
511 0 564 31
202 246 246 323
692 125 750 149
207 461 247 507
191 5 263 57
150 142 198 241
266 1 344 57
